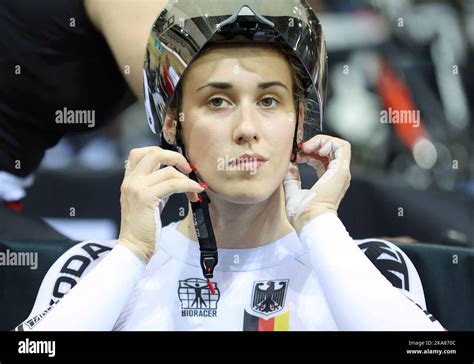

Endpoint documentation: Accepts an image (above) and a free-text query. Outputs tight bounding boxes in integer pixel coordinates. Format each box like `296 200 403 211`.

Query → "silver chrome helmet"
144 0 328 151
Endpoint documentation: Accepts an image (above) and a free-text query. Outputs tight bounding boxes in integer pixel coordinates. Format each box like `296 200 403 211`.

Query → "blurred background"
3 0 470 247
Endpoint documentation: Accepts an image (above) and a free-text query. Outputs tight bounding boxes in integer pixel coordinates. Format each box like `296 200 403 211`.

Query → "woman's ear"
163 109 178 145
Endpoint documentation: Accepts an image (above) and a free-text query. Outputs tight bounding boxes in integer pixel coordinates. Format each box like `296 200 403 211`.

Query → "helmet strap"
291 109 300 163
174 95 219 281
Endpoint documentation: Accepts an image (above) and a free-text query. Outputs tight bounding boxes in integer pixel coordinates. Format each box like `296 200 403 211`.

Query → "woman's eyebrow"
196 82 232 92
258 81 288 92
195 81 288 92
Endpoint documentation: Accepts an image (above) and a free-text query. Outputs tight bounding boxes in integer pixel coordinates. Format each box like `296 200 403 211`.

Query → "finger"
146 178 204 202
301 134 346 154
297 154 327 179
298 151 328 164
185 192 199 203
144 166 190 187
312 143 351 186
132 148 192 177
283 162 302 197
298 135 330 171
318 137 351 161
319 140 339 158
314 139 350 169
301 134 326 154
146 167 201 203
145 168 208 201
124 146 158 177
302 135 345 158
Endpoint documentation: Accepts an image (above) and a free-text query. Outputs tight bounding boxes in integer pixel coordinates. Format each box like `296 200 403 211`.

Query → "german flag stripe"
243 310 290 331
274 310 290 331
258 316 275 331
243 310 259 331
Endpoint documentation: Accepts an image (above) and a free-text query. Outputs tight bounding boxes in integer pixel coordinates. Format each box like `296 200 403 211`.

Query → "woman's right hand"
117 146 205 263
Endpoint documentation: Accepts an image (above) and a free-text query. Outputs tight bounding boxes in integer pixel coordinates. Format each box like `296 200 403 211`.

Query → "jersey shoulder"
31 240 116 313
355 238 427 309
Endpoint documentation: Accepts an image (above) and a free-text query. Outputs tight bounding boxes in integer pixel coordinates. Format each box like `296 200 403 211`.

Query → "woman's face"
178 44 300 204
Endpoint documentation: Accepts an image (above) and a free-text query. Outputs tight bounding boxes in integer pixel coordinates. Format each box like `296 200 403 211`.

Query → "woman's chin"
207 181 278 204
224 193 268 204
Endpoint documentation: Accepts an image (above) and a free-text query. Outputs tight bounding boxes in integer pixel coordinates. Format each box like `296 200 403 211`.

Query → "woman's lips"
229 156 267 172
231 158 266 171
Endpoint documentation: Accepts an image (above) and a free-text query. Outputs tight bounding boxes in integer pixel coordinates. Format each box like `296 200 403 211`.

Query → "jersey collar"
158 221 306 272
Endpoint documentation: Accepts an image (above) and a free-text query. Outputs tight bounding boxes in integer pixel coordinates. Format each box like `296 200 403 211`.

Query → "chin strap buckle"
201 251 218 294
200 251 218 279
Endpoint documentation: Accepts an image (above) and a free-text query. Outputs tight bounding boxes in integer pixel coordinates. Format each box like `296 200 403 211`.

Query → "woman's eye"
260 97 279 108
208 97 230 108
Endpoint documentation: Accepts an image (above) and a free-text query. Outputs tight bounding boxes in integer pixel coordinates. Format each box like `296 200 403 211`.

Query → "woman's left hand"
283 135 352 234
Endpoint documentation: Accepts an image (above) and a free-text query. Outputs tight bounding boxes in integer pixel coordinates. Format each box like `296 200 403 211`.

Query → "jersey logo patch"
14 301 59 331
359 241 410 291
251 279 289 316
178 278 220 317
49 242 112 305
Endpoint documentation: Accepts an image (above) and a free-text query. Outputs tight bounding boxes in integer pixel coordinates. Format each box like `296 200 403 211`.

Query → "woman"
15 0 443 331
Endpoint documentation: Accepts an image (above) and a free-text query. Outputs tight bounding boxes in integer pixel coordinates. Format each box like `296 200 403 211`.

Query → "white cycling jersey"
15 213 443 331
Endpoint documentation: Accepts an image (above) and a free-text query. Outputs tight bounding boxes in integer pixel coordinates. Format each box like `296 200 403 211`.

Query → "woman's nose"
233 102 260 145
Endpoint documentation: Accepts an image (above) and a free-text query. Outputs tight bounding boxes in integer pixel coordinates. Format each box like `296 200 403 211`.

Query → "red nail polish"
199 182 208 189
197 194 203 202
297 141 304 150
189 163 197 171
